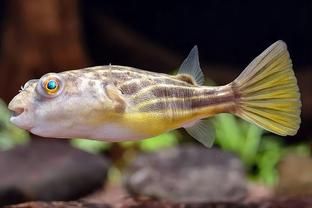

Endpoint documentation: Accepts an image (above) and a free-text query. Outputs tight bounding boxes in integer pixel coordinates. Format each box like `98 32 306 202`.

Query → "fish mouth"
10 107 25 118
9 108 32 130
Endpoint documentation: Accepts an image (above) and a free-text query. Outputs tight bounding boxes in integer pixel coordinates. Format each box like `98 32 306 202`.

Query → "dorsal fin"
175 74 196 85
177 46 205 85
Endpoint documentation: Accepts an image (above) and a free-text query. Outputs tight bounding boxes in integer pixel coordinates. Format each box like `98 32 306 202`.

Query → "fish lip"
9 111 33 131
9 107 25 122
10 107 24 117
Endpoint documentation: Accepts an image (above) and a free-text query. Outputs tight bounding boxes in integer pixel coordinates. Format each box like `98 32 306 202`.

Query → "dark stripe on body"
60 65 235 115
138 94 235 112
119 80 153 95
132 85 219 105
62 65 198 95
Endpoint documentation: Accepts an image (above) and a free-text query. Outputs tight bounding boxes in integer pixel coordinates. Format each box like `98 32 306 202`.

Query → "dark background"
83 1 312 67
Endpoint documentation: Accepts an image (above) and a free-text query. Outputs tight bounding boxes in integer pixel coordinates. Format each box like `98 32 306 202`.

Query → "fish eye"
45 79 58 93
37 73 64 98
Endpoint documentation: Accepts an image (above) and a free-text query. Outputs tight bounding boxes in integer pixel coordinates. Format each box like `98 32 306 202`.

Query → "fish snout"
8 96 27 118
8 95 34 130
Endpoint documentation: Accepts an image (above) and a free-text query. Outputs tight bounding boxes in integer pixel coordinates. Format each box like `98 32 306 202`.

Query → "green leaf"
241 124 263 165
0 99 29 150
214 114 244 150
139 131 178 152
71 138 111 154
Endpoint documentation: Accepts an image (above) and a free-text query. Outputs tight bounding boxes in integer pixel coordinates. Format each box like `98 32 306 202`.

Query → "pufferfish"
8 41 301 147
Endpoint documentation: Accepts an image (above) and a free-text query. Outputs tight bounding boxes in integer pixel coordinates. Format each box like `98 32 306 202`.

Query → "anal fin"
184 119 215 148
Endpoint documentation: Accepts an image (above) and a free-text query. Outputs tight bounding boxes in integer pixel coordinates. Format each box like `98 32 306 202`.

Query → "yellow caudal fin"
232 40 301 136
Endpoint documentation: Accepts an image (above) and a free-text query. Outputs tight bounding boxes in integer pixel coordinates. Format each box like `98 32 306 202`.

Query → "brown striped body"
58 65 237 136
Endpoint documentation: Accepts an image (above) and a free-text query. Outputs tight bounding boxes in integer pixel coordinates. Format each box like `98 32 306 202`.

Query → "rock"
118 197 180 208
265 197 312 208
6 201 111 208
85 184 254 208
0 138 110 206
245 182 273 203
276 154 312 197
6 197 312 208
94 196 312 208
124 145 247 203
117 197 256 208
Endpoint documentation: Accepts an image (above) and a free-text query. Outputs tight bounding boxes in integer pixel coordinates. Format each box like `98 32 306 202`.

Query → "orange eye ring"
37 73 64 98
44 79 59 95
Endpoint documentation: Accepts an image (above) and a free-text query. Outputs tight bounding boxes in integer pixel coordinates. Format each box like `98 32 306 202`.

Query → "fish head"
8 71 114 138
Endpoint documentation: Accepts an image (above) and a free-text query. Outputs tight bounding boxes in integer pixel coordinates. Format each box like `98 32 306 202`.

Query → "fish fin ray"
233 40 301 136
177 45 205 85
184 119 215 147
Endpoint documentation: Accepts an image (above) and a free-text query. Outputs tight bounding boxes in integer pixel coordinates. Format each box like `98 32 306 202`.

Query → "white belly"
31 122 148 141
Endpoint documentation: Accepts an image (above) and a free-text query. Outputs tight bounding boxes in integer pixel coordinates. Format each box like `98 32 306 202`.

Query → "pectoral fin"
105 84 126 113
184 119 215 148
